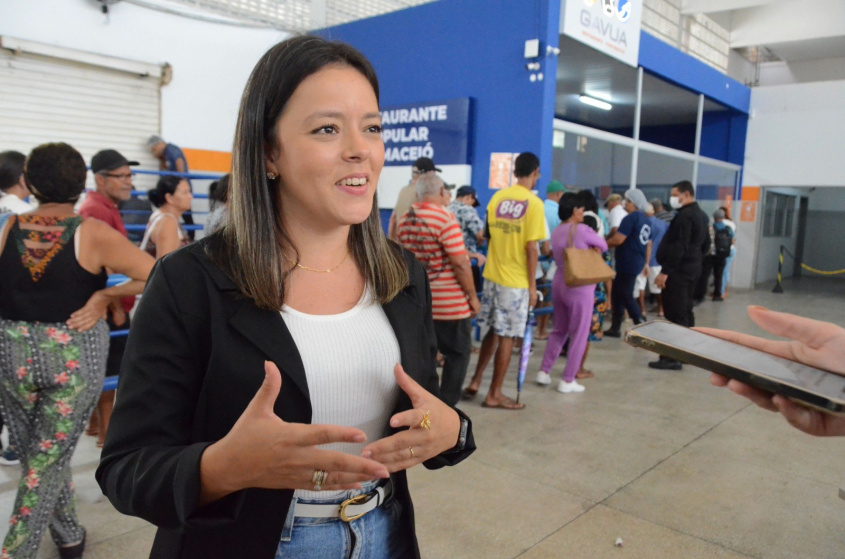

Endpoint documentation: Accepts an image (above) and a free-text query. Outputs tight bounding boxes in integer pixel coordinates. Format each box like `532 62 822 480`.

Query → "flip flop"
481 397 525 410
576 369 595 379
535 333 549 340
461 387 478 401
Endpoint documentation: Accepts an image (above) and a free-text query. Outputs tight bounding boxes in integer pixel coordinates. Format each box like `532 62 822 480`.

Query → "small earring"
267 172 277 180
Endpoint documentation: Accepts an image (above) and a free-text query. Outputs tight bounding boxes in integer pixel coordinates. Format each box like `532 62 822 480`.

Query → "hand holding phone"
626 306 845 437
699 306 845 437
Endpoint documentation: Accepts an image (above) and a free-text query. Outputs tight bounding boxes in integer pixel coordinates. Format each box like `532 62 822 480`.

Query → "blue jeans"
721 246 735 296
276 484 412 559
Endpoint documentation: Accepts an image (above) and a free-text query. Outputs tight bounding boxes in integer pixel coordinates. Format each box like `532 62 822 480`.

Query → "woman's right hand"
198 361 390 505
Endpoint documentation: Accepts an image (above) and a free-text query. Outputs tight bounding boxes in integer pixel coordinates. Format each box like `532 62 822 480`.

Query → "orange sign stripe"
741 186 760 202
182 148 232 174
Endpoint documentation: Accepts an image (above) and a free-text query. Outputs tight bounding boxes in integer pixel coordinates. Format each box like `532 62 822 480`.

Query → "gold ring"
419 410 432 430
408 446 415 459
312 469 328 491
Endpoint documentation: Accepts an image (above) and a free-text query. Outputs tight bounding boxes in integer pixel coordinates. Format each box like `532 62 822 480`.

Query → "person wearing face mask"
650 180 710 370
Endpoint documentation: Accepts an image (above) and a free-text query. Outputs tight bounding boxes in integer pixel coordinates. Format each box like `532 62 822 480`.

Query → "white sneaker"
557 380 585 393
535 371 551 386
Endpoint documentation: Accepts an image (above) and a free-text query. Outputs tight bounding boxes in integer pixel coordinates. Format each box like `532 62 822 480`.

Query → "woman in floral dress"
0 143 153 559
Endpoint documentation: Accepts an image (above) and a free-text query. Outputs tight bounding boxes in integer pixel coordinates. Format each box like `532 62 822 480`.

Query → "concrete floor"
2 277 844 558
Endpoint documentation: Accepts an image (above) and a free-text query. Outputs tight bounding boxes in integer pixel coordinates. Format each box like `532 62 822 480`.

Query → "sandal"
461 387 478 400
59 533 85 559
576 369 595 379
481 397 525 410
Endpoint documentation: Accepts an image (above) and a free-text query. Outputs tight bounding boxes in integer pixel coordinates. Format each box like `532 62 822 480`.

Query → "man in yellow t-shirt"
463 152 545 410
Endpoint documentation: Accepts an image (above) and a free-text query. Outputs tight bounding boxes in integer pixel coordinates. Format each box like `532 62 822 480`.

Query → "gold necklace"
286 252 349 273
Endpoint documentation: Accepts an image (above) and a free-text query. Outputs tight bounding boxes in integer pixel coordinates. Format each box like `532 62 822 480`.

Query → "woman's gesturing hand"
360 364 461 473
700 305 845 437
199 362 390 505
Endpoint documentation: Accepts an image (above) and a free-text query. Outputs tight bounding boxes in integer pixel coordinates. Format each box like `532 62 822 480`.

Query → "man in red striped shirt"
397 172 481 405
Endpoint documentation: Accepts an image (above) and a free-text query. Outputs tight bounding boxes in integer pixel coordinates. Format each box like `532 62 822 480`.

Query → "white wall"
735 79 845 288
730 205 759 290
758 57 845 87
743 80 845 188
0 0 287 153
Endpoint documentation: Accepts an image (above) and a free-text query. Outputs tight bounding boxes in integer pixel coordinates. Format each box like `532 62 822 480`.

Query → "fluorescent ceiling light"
579 94 612 111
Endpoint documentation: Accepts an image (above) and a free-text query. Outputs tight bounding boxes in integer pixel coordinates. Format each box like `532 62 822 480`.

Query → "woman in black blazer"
96 36 475 558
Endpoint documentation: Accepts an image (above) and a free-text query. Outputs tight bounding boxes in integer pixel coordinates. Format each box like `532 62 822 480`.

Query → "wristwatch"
446 416 469 453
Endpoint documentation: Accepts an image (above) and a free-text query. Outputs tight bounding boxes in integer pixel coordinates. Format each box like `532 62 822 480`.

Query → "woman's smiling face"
266 64 384 231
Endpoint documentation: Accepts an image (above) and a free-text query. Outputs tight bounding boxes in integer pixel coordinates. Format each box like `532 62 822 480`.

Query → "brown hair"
209 35 408 310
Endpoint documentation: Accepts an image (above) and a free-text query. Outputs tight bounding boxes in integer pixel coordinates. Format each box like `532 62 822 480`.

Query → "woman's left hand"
67 291 110 332
361 364 461 472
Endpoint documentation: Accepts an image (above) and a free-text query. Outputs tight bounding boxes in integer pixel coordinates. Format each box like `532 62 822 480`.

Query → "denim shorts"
276 482 413 559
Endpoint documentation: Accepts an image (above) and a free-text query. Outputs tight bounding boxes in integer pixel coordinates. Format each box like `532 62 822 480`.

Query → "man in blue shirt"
634 203 669 318
147 134 195 239
604 188 652 337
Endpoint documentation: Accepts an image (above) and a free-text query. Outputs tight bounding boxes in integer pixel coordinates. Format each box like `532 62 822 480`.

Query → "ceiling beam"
681 0 783 16
730 0 845 49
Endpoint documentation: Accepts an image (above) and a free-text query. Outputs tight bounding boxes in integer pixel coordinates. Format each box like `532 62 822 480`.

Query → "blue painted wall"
317 0 560 210
638 33 750 114
639 32 749 168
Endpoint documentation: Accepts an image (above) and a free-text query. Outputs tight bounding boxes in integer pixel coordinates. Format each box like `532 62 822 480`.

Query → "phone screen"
628 321 845 403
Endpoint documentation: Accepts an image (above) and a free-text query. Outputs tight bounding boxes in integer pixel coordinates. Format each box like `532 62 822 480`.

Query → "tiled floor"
3 277 844 558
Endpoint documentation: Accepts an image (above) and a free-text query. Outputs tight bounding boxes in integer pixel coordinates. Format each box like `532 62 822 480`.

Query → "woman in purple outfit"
536 193 608 394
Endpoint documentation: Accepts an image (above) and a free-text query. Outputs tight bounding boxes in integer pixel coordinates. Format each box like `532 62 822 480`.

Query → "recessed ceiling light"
579 94 612 111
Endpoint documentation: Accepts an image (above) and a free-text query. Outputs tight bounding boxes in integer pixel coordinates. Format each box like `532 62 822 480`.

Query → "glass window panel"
551 134 632 200
784 195 796 237
697 162 738 218
635 148 695 206
554 37 639 137
763 192 797 238
639 72 699 153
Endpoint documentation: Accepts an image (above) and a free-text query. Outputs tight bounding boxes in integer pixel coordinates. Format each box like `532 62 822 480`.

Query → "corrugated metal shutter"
0 49 161 192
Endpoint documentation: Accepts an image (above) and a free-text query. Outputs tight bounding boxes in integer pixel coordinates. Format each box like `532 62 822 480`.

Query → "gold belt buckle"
339 493 372 522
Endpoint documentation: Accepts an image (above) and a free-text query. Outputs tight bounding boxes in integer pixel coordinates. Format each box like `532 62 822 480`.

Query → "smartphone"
624 321 845 415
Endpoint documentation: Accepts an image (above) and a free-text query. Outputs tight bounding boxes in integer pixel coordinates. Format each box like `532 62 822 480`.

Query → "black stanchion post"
772 245 784 293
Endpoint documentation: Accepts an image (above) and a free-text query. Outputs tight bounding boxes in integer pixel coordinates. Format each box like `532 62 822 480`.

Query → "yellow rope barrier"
799 263 845 276
780 245 845 276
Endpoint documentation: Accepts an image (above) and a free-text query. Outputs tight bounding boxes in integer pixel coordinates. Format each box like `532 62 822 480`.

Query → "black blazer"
655 201 711 280
95 238 475 558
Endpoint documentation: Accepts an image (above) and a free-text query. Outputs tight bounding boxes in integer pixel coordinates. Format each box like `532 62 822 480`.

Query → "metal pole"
630 66 643 190
692 93 704 189
772 245 784 293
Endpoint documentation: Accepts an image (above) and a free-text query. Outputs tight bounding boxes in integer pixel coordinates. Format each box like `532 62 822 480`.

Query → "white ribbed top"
282 289 401 500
